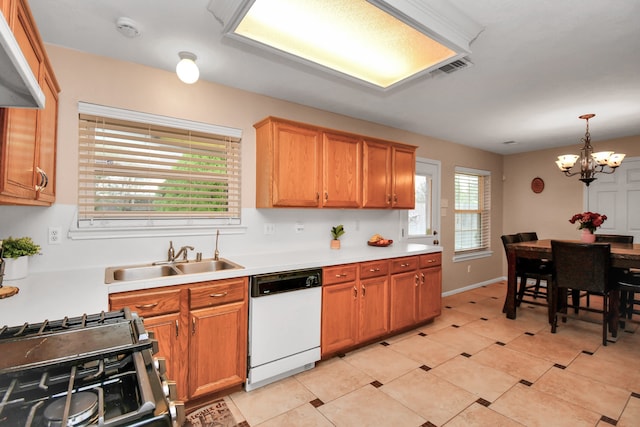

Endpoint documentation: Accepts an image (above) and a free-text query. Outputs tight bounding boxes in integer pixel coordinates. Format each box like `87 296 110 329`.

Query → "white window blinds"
77 103 241 224
454 168 491 253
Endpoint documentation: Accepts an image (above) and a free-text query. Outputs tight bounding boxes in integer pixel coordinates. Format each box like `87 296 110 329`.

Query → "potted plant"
569 211 607 243
330 225 345 249
1 236 41 280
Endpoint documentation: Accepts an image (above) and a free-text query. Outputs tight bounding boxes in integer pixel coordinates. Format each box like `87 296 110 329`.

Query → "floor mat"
184 398 239 427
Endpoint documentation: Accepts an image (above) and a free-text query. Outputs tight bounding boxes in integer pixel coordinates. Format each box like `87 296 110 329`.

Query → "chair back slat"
594 234 634 244
518 232 539 242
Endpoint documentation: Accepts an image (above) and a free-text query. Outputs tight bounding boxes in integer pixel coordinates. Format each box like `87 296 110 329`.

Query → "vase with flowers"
569 211 607 243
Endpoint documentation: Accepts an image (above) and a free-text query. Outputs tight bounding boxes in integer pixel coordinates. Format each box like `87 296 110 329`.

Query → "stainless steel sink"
105 258 243 283
174 259 243 274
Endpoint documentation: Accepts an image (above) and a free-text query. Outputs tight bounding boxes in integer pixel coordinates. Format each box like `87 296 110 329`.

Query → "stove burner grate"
43 391 99 427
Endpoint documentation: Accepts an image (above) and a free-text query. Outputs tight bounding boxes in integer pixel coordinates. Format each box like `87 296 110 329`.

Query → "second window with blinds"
454 167 491 258
77 103 242 229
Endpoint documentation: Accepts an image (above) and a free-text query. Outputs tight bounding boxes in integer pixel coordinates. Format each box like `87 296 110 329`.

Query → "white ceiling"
28 0 640 155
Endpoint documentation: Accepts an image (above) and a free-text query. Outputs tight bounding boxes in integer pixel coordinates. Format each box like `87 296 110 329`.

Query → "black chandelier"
555 114 625 186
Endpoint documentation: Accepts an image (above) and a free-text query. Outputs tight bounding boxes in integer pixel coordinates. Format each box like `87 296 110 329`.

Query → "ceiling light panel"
230 0 459 89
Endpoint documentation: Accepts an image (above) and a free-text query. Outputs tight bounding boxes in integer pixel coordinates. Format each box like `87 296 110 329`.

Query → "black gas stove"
0 309 184 426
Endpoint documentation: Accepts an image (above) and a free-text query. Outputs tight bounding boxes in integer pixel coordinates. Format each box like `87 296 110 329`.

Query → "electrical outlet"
264 223 276 235
48 226 62 245
295 222 304 233
467 265 471 273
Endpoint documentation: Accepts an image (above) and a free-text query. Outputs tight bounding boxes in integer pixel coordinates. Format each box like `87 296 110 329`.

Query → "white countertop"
0 243 440 326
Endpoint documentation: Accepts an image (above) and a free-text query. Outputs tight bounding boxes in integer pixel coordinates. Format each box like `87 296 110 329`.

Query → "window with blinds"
454 168 491 253
77 103 241 227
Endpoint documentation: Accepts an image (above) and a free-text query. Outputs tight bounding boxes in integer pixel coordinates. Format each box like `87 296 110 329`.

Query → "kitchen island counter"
1 242 440 325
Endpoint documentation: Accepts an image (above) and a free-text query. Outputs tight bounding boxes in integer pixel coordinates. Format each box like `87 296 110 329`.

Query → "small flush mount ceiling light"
176 51 199 84
209 0 483 89
555 114 625 186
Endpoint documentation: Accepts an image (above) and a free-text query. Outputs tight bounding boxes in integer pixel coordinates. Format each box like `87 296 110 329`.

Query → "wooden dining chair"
516 232 551 302
617 270 640 329
501 234 551 308
595 234 634 244
550 240 614 346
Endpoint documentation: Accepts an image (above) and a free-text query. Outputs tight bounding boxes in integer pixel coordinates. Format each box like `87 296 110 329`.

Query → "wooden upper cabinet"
362 139 416 209
362 139 391 208
255 117 415 209
0 0 59 206
322 132 361 208
392 144 416 208
255 118 321 207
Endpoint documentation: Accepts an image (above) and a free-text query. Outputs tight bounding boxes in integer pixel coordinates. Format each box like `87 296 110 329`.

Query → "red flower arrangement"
569 211 607 233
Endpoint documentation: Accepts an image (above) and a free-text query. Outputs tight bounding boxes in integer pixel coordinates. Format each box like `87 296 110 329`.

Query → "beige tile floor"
226 281 640 426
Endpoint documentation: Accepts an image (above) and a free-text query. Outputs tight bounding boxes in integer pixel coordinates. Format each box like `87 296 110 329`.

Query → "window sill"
69 224 247 240
453 250 493 262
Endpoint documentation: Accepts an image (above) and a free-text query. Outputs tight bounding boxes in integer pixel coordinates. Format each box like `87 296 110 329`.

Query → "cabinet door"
418 266 442 321
188 301 247 399
272 121 321 207
35 68 58 202
392 145 416 208
142 312 187 401
362 139 391 208
321 281 358 357
322 132 361 207
0 0 42 201
358 275 389 342
390 271 418 331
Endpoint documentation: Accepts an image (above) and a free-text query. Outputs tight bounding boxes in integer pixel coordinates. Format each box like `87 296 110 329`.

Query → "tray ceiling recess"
208 0 483 90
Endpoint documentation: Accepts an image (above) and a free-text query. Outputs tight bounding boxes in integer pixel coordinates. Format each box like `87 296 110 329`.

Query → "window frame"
453 166 492 261
69 103 244 240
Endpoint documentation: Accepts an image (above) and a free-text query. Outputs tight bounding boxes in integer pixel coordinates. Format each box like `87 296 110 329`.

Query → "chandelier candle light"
555 114 625 186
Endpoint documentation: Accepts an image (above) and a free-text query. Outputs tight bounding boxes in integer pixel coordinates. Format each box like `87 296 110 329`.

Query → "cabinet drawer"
323 264 358 285
390 256 419 274
420 253 442 268
109 288 181 317
189 279 245 309
359 260 389 279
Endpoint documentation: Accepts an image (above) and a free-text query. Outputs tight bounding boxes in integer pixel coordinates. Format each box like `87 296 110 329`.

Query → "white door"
586 157 640 241
403 157 441 245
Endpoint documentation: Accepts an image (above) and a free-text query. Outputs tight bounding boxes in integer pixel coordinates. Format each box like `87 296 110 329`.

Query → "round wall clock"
531 177 544 193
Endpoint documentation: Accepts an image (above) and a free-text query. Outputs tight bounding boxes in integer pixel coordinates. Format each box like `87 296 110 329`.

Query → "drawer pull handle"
192 318 196 335
353 286 357 298
415 274 420 286
336 274 348 278
135 303 158 309
427 259 436 263
368 268 380 272
400 263 411 267
210 292 228 298
362 285 366 297
175 320 179 337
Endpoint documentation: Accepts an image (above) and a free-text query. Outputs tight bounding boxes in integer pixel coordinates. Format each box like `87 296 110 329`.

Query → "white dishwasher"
246 268 322 391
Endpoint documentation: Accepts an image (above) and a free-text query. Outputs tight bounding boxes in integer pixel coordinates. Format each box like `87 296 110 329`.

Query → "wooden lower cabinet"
321 261 389 357
418 253 442 321
389 256 420 331
109 277 248 402
141 312 184 399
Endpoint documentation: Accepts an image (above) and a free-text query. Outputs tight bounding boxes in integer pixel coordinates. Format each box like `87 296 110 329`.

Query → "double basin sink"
105 258 243 284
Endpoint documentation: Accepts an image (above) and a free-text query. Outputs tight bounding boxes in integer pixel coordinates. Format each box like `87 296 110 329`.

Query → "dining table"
503 239 640 329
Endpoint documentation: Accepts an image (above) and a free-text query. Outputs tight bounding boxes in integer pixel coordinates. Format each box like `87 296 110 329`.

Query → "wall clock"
531 177 544 194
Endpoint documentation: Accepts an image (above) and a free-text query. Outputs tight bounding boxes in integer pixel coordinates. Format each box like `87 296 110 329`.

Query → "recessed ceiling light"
212 0 483 90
